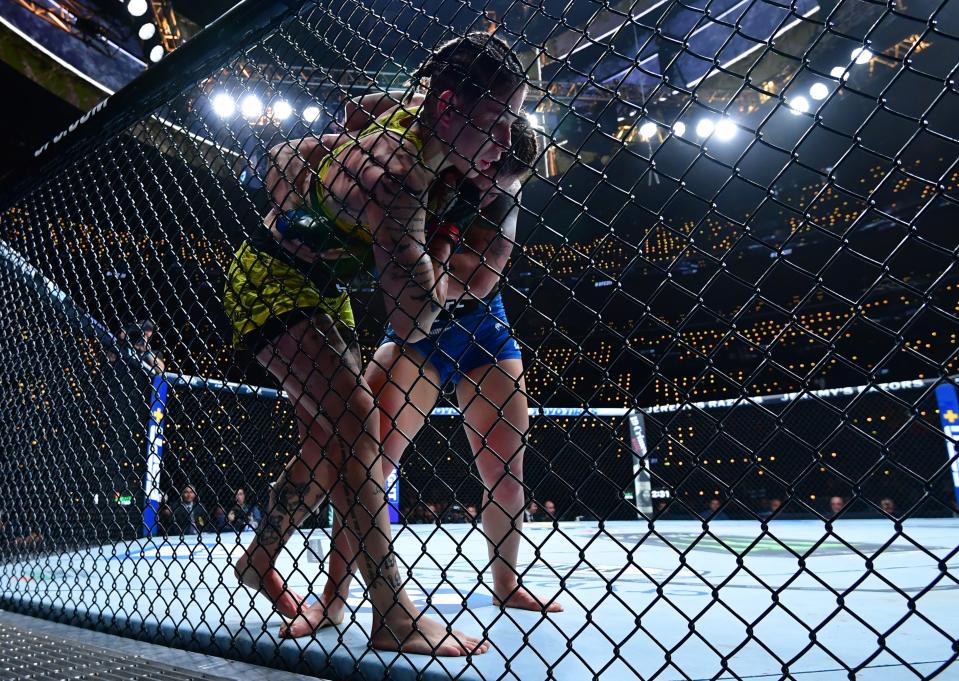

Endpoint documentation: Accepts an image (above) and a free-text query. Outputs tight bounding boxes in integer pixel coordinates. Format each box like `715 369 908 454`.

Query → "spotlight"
788 96 809 115
830 66 850 81
638 121 657 140
211 93 235 118
672 121 686 138
138 23 156 40
695 118 715 138
809 82 829 101
302 106 321 123
525 112 542 129
149 45 164 63
714 118 737 141
240 94 263 119
127 0 148 17
272 100 293 121
851 47 873 65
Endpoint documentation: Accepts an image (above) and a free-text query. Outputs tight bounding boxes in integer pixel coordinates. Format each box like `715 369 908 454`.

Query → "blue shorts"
384 294 522 387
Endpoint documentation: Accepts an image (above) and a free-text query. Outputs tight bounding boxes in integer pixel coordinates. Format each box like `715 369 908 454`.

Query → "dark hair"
412 32 525 109
123 323 144 345
498 118 539 179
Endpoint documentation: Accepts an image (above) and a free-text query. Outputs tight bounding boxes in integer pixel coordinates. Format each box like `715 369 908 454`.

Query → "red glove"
429 221 461 247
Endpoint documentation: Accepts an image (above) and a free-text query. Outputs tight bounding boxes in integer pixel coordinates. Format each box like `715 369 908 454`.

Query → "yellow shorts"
223 241 355 351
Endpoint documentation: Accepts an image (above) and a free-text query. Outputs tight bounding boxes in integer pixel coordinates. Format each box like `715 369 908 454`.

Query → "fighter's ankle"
493 581 521 596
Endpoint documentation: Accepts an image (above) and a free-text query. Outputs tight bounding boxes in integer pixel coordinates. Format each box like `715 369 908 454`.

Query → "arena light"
211 93 235 118
127 0 148 16
714 118 737 141
851 47 873 65
638 121 657 140
149 45 164 63
302 105 321 123
672 121 686 138
525 112 542 129
240 94 263 119
788 96 810 115
695 118 714 138
809 82 829 101
138 23 156 40
830 66 851 81
272 100 293 121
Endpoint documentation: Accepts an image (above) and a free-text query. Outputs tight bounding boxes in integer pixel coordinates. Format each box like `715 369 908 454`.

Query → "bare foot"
494 586 563 613
279 597 346 638
234 545 305 618
371 612 489 656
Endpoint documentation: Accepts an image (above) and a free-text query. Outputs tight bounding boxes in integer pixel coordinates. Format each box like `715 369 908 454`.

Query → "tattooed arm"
446 188 520 300
327 131 445 342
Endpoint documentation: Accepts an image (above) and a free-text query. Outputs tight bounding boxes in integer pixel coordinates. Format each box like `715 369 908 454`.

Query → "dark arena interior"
0 0 957 679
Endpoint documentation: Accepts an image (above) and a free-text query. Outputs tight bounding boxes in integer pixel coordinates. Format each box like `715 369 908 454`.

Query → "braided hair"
411 32 525 116
498 117 539 180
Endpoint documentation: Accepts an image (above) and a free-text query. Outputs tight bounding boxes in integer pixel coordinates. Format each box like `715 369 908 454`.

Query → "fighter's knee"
346 386 376 422
490 474 525 506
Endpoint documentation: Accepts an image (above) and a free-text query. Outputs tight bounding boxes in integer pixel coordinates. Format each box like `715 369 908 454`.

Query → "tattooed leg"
235 459 329 618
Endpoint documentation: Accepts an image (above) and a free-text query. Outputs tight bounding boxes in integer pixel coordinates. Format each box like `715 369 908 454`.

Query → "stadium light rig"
695 118 715 138
272 100 293 121
788 96 810 115
211 93 235 118
127 0 148 17
240 94 263 119
809 82 829 100
851 47 873 65
830 66 851 81
714 118 737 141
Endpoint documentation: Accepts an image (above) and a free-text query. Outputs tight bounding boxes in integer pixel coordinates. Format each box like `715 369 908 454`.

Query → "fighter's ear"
434 89 454 118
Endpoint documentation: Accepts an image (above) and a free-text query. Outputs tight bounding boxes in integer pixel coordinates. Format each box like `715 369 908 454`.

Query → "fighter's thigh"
457 359 529 470
367 342 441 465
256 313 362 429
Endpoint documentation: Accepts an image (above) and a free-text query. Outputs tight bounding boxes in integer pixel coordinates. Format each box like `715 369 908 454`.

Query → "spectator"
465 504 479 522
768 498 783 514
428 501 445 523
0 511 43 552
126 320 165 374
829 496 845 515
167 485 210 536
524 501 546 522
139 319 155 344
443 504 468 524
706 498 729 520
544 499 557 519
880 497 897 517
212 505 227 532
103 326 127 365
408 503 432 524
226 487 262 532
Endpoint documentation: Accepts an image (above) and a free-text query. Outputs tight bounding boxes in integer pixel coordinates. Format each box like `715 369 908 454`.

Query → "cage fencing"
0 0 958 677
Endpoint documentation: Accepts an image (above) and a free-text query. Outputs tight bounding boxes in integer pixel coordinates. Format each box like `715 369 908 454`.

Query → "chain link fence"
1 0 958 677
